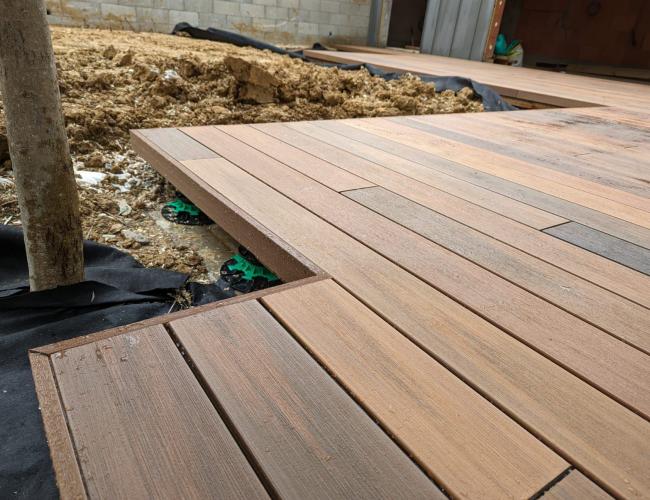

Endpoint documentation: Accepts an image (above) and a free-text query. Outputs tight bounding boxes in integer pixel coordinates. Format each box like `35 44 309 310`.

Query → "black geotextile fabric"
0 225 232 498
172 23 515 112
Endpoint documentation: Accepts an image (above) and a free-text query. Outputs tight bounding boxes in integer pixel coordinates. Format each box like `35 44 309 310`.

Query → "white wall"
46 0 372 45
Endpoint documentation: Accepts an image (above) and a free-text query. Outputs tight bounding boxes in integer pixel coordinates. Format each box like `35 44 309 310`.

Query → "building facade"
45 0 382 46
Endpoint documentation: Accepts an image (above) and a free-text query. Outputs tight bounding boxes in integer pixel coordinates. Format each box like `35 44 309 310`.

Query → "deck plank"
542 470 611 499
345 186 650 358
214 126 650 359
159 144 650 497
303 119 650 250
346 117 650 219
398 114 650 197
544 222 650 276
258 121 650 307
169 299 443 500
261 280 568 499
139 128 220 161
51 325 269 499
179 134 650 417
230 123 566 230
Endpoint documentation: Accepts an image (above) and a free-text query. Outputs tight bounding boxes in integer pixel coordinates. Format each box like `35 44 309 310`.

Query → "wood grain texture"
278 120 650 307
242 122 567 230
138 128 219 161
261 279 567 499
51 325 269 500
345 186 650 357
545 222 650 276
172 147 650 497
131 129 321 282
347 118 650 224
29 352 87 500
180 133 650 417
397 115 650 244
171 299 443 500
400 114 650 199
208 124 374 192
542 470 612 500
310 117 650 249
243 124 650 355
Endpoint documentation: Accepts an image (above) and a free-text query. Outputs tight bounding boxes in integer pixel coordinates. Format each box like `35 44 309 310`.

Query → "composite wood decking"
30 58 650 499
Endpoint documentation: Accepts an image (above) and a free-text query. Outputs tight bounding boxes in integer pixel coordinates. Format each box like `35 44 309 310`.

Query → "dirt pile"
0 26 482 280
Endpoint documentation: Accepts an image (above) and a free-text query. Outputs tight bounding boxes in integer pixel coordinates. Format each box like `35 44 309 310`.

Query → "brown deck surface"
31 60 650 500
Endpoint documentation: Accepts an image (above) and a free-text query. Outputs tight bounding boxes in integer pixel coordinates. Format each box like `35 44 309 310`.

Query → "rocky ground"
0 26 483 282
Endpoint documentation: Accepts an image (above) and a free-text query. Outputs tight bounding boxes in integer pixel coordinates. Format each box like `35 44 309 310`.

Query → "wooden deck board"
304 118 650 249
261 279 568 499
50 325 269 499
345 186 650 358
33 60 650 498
242 122 568 230
542 470 612 499
169 299 443 499
545 222 650 276
400 114 650 198
346 118 650 222
161 144 649 497
260 120 650 307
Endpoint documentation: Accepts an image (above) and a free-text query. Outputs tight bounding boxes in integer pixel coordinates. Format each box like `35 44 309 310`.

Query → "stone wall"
46 0 373 45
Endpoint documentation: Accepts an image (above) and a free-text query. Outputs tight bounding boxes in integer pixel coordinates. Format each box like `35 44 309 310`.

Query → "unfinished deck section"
305 49 650 110
33 104 650 498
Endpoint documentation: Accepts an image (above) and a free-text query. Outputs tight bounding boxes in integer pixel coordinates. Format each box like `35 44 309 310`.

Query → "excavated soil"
0 26 482 281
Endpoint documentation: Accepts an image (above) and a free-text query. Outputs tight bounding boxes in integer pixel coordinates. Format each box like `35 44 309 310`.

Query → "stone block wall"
46 0 373 45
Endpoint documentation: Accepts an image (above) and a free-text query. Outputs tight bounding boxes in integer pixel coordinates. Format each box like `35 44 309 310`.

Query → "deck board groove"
170 299 443 499
165 146 649 497
261 121 650 305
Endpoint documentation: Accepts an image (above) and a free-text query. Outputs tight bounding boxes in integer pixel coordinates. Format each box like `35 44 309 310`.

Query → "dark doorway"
501 0 650 80
387 0 428 48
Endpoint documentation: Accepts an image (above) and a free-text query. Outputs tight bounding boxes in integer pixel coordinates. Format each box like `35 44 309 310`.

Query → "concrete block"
265 6 287 19
65 1 101 16
329 13 348 26
277 19 298 32
213 0 241 15
154 21 174 32
250 18 277 31
118 0 154 7
277 0 299 7
226 14 253 28
299 0 319 10
320 0 339 13
100 3 137 20
136 6 171 23
136 17 156 31
152 0 184 9
240 3 265 17
350 14 368 27
318 23 337 36
199 12 226 27
185 0 213 12
253 0 276 5
298 21 318 34
169 9 199 25
308 10 331 24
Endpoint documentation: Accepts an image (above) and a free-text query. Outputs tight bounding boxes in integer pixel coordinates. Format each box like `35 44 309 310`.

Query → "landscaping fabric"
0 225 228 498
